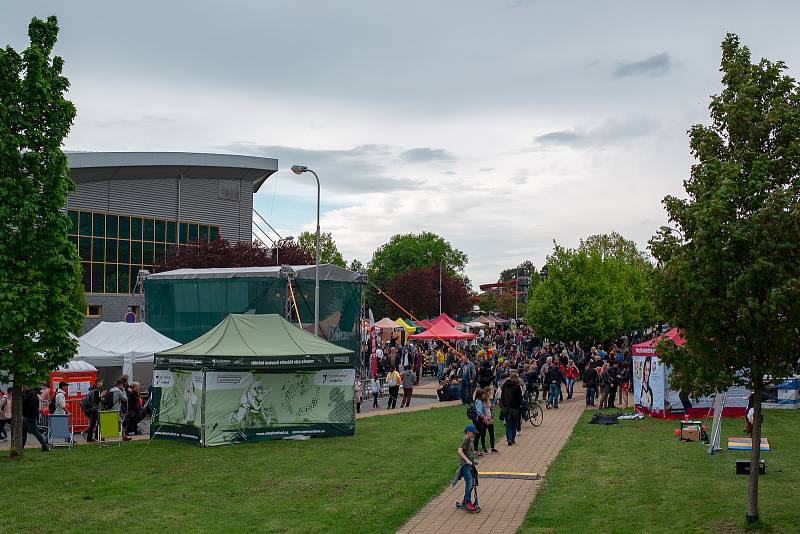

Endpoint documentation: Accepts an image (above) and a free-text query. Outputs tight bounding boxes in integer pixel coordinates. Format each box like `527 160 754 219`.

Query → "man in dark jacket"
22 387 49 451
501 373 524 446
546 364 564 409
607 361 620 409
478 360 493 390
85 378 105 442
582 365 599 407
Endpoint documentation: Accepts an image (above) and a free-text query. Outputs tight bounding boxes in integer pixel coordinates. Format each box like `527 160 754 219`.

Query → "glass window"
91 263 104 293
199 225 209 242
86 305 102 317
143 241 154 265
131 240 142 264
68 235 78 249
105 264 117 293
81 263 90 293
68 211 78 234
155 220 166 242
154 242 166 263
106 238 117 263
92 237 104 262
131 267 144 292
143 218 155 241
167 244 177 258
166 221 176 243
131 217 142 241
106 214 118 238
118 240 130 263
93 213 105 237
210 226 219 240
118 215 130 239
78 237 91 261
189 223 198 243
118 265 130 294
179 222 189 244
79 212 92 236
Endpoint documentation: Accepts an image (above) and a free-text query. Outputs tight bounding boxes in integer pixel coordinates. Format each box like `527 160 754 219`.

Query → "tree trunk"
10 385 24 458
747 382 762 523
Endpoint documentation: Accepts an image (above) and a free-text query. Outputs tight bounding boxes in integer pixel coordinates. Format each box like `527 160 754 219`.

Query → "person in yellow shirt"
436 349 445 378
386 366 401 409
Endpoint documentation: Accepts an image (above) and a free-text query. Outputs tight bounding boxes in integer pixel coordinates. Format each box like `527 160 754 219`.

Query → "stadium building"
66 152 278 332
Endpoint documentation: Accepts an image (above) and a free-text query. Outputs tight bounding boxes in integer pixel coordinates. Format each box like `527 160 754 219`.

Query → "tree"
477 292 496 313
153 238 312 272
298 231 346 268
348 259 364 272
526 233 654 344
649 34 800 525
367 232 468 317
499 260 535 283
0 16 85 457
497 293 516 318
386 266 470 318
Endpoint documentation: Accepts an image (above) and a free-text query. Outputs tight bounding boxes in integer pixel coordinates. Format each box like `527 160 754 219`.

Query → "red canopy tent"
431 313 461 328
415 319 433 330
410 321 476 341
631 328 685 356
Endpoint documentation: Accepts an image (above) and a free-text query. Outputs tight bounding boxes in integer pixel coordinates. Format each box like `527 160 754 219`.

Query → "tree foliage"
526 232 655 344
649 34 800 523
154 238 312 272
499 260 535 282
476 292 496 313
386 266 470 318
298 231 346 268
367 232 468 317
0 16 84 457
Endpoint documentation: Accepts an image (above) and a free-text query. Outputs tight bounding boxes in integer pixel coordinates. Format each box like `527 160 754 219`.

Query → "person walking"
546 361 564 409
385 366 401 409
617 363 631 408
22 386 49 451
84 378 105 442
598 363 612 408
565 360 579 400
400 366 417 407
607 360 619 409
370 377 380 410
582 364 599 407
501 372 523 446
483 386 499 453
473 388 488 455
0 388 11 440
52 381 68 415
460 356 476 405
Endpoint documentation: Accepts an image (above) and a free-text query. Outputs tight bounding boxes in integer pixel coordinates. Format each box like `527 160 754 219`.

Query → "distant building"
66 152 278 332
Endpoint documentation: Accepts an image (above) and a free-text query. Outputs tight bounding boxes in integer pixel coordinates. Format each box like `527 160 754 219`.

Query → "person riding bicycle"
524 363 540 401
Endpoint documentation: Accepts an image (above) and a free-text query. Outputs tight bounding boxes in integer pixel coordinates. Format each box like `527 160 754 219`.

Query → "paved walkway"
397 396 586 534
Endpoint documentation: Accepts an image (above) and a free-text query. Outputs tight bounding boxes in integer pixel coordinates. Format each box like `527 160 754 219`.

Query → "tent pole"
201 368 207 447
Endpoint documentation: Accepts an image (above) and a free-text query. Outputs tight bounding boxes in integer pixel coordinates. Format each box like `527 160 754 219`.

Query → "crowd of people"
1 374 150 451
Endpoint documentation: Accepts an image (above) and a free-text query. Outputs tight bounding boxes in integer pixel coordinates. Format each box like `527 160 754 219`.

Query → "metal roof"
145 264 362 283
67 151 278 192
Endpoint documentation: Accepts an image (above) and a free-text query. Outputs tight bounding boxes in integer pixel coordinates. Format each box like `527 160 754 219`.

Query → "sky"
4 1 800 287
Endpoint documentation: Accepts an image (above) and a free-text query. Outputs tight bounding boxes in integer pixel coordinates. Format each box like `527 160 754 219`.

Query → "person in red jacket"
565 359 580 400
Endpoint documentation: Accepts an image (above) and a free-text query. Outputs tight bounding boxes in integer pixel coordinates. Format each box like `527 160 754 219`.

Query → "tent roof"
374 317 401 329
79 322 180 359
473 315 493 324
431 313 461 328
415 319 433 329
69 333 118 361
57 360 97 372
632 328 685 356
410 321 476 341
159 314 352 359
394 318 416 331
146 264 361 283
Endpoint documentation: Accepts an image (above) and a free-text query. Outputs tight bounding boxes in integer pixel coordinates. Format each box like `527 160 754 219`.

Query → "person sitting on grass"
457 424 478 512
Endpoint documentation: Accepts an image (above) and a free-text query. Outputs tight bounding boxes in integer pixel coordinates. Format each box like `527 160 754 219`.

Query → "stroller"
454 462 481 513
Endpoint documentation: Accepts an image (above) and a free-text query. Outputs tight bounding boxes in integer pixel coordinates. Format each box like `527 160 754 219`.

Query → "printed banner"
632 355 665 415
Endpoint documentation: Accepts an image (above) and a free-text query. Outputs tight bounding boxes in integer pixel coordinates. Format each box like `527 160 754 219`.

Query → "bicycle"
521 392 544 427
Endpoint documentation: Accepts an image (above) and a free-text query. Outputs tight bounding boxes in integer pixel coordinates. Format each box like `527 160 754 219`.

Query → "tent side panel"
149 368 203 445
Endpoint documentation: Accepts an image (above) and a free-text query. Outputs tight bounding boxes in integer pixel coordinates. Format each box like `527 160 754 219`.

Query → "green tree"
526 233 654 343
0 16 84 457
499 260 535 282
367 232 467 317
298 231 346 268
477 292 496 313
649 34 800 525
348 258 364 272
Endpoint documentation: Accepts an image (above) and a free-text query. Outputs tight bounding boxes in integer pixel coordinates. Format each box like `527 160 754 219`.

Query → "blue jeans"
566 378 575 399
438 363 445 378
22 416 48 449
461 380 472 404
548 384 560 408
460 464 474 504
586 386 596 406
504 408 518 444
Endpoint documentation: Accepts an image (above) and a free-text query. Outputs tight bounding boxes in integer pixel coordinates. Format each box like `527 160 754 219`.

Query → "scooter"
455 463 481 513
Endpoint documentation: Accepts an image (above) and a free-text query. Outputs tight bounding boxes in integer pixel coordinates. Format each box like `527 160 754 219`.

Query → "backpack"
80 394 92 415
48 392 58 414
466 403 478 422
101 391 115 410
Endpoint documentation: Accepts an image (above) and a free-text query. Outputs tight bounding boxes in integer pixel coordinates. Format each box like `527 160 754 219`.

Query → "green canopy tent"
151 314 356 447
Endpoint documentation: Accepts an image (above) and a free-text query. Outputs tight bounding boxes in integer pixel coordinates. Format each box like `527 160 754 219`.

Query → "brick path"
397 396 586 534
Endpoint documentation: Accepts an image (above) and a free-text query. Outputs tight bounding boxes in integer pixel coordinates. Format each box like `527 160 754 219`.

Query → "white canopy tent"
78 322 180 386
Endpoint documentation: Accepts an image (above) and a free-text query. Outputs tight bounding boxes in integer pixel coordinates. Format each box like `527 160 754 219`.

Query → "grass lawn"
519 409 800 534
2 406 464 533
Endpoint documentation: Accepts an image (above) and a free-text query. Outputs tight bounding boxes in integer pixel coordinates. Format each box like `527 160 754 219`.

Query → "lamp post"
660 225 684 240
291 165 321 336
276 235 294 266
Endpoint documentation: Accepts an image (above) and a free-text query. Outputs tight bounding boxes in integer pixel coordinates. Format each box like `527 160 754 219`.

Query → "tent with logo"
632 328 748 418
78 322 180 388
151 313 356 447
394 318 417 342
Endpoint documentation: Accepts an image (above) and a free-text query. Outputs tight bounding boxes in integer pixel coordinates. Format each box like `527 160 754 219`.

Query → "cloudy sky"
4 1 800 286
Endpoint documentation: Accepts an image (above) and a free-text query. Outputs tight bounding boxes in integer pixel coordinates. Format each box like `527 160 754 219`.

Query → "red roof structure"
430 313 461 328
410 321 476 341
631 328 685 356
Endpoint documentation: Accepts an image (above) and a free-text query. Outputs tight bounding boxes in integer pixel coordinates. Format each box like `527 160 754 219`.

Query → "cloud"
613 53 672 78
532 116 658 149
508 0 535 7
398 147 455 163
221 143 424 194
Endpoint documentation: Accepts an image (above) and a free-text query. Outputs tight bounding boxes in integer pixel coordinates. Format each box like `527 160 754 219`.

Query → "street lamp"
291 165 321 336
660 225 684 239
275 235 294 266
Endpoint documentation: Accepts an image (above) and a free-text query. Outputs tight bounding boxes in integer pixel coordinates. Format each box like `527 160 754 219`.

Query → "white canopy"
78 322 180 379
57 360 97 372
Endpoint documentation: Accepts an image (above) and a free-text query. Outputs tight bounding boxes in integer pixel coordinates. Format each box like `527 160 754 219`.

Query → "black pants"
608 385 618 408
387 386 400 409
473 419 485 451
0 418 7 438
481 423 495 450
86 410 99 439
